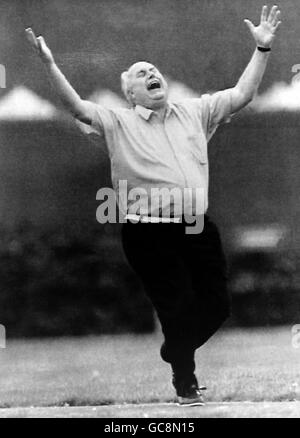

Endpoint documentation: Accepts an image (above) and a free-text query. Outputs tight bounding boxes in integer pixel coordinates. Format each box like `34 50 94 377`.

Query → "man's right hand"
25 28 54 65
25 27 93 124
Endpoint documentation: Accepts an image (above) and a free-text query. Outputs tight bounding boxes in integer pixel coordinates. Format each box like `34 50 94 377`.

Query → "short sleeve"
75 102 117 156
195 89 234 141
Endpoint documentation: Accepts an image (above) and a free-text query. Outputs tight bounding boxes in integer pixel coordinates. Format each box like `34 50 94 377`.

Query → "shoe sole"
177 396 205 406
178 401 205 407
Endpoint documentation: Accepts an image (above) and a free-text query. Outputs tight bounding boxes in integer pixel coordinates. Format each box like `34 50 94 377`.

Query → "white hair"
121 70 134 106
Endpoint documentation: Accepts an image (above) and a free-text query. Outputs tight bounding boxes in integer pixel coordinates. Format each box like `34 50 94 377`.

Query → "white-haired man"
26 5 281 405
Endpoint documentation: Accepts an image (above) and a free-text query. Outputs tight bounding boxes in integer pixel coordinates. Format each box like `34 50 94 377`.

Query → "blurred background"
0 0 300 337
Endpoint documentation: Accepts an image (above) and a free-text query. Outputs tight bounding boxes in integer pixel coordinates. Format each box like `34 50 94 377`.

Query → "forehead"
128 62 157 76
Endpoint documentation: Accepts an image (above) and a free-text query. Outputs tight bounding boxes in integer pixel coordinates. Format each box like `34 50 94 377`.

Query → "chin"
151 92 167 103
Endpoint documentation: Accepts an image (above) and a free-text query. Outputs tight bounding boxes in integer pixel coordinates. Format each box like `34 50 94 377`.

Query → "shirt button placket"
163 119 188 188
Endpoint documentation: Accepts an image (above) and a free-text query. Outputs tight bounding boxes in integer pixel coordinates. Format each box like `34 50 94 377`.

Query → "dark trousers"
121 215 231 380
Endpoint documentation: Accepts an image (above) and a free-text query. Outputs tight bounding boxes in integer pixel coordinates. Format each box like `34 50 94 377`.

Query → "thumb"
244 19 255 34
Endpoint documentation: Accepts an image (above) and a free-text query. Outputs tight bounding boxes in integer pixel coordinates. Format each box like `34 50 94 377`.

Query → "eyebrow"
136 66 156 76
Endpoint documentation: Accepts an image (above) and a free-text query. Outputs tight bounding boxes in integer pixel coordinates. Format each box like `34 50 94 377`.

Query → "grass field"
1 326 300 410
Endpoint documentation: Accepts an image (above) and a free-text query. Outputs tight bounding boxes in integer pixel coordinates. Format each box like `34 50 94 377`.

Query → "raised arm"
230 5 281 113
25 28 94 124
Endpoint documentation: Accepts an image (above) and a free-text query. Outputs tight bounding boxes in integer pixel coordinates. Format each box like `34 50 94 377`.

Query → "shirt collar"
134 103 173 121
134 105 153 120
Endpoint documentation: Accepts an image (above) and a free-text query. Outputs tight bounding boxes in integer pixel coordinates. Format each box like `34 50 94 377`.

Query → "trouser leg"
182 216 231 349
121 222 196 379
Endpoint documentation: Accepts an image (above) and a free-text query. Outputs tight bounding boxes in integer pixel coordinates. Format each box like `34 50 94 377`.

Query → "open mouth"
147 79 161 91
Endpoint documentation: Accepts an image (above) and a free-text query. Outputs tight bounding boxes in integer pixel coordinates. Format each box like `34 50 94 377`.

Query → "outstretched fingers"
268 5 278 24
36 35 46 51
272 10 281 27
261 5 268 22
25 28 39 50
274 19 282 31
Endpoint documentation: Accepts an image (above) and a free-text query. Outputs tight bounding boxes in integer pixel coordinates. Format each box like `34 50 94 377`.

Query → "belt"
125 214 182 223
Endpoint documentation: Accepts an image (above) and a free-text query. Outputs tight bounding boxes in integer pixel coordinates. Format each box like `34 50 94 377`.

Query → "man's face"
127 62 168 109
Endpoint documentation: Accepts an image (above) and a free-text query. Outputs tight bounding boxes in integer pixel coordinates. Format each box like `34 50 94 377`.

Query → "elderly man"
26 5 281 405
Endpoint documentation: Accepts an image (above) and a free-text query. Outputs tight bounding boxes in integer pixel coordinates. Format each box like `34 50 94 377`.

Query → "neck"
153 104 167 121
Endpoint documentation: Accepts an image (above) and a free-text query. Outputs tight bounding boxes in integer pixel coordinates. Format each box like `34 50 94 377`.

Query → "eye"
137 70 146 77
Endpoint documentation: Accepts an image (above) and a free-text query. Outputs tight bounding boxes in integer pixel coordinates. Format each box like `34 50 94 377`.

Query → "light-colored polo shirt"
79 89 233 217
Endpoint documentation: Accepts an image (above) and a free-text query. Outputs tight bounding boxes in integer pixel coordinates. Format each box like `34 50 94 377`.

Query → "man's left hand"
244 5 281 49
